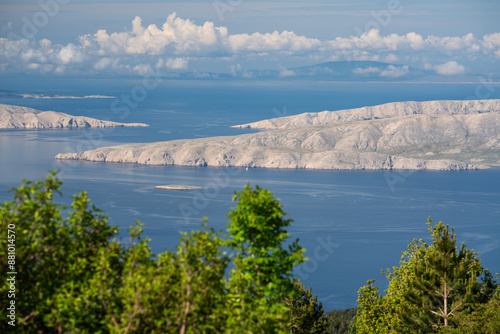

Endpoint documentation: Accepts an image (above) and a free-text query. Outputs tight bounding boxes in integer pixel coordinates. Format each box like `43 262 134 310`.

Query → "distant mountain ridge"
227 61 424 80
286 61 424 78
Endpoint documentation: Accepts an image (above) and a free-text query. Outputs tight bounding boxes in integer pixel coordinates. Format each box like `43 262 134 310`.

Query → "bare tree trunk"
180 282 191 334
444 281 448 327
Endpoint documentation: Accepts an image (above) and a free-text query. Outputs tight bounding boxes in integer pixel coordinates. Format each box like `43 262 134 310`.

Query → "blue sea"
1 76 500 310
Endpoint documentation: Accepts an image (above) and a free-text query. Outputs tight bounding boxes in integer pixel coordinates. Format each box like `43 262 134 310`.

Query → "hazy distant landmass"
18 93 116 99
0 104 148 129
56 99 500 170
234 61 425 81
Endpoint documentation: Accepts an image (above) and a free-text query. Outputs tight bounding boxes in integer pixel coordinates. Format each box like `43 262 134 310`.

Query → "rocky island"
0 103 148 129
55 99 500 170
154 185 203 190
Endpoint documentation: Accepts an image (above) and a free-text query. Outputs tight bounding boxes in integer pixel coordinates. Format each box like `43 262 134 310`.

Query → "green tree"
286 279 328 333
323 308 356 334
403 220 486 331
356 239 428 333
0 171 118 333
355 219 498 334
437 290 500 334
225 184 306 333
356 278 403 334
171 226 229 333
86 222 229 334
1 173 309 333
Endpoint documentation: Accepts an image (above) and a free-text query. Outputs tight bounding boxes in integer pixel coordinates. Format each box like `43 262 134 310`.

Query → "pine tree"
402 220 484 331
355 218 497 334
286 279 328 333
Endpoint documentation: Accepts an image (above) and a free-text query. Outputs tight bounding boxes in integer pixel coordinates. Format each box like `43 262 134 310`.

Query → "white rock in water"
55 99 500 171
154 185 202 190
0 103 148 129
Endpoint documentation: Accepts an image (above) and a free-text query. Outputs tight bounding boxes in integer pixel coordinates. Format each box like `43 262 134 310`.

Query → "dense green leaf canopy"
0 173 316 333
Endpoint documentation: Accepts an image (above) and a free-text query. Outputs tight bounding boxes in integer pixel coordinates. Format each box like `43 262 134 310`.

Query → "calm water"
1 77 499 310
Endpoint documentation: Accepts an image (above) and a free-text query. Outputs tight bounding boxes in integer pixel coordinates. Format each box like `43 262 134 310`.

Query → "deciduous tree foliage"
355 219 498 334
0 172 118 333
225 184 306 333
0 172 313 333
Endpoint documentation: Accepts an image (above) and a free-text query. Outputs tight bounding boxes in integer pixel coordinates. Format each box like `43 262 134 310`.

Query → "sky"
0 0 499 78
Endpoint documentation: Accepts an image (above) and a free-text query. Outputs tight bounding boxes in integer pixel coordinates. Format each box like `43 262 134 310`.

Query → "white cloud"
54 66 66 74
91 13 228 56
57 43 85 64
433 61 465 75
353 64 409 77
0 13 498 76
482 32 500 50
279 69 296 77
27 63 39 70
385 53 399 63
93 57 112 71
349 50 380 61
155 57 189 70
380 65 409 78
165 58 188 70
328 30 429 52
133 64 153 76
228 30 321 53
229 64 242 76
406 32 425 50
352 67 381 75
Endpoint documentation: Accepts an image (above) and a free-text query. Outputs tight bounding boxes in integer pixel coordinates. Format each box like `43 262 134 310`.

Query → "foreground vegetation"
356 220 500 334
1 172 499 333
0 172 327 333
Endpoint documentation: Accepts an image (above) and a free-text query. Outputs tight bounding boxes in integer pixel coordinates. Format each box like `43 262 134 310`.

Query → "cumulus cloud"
327 30 429 51
0 13 498 76
279 69 296 77
433 61 465 75
155 57 189 70
90 14 228 56
165 58 189 70
88 13 320 56
93 57 113 71
57 43 85 64
380 65 409 78
133 64 153 76
482 32 500 50
385 53 399 63
229 30 320 53
352 67 381 75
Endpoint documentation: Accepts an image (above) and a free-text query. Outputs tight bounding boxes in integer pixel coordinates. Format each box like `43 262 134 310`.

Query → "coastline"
154 185 203 190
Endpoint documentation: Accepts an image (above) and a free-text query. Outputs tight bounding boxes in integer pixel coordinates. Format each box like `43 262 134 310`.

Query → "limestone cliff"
0 103 148 129
232 99 500 130
55 99 500 170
